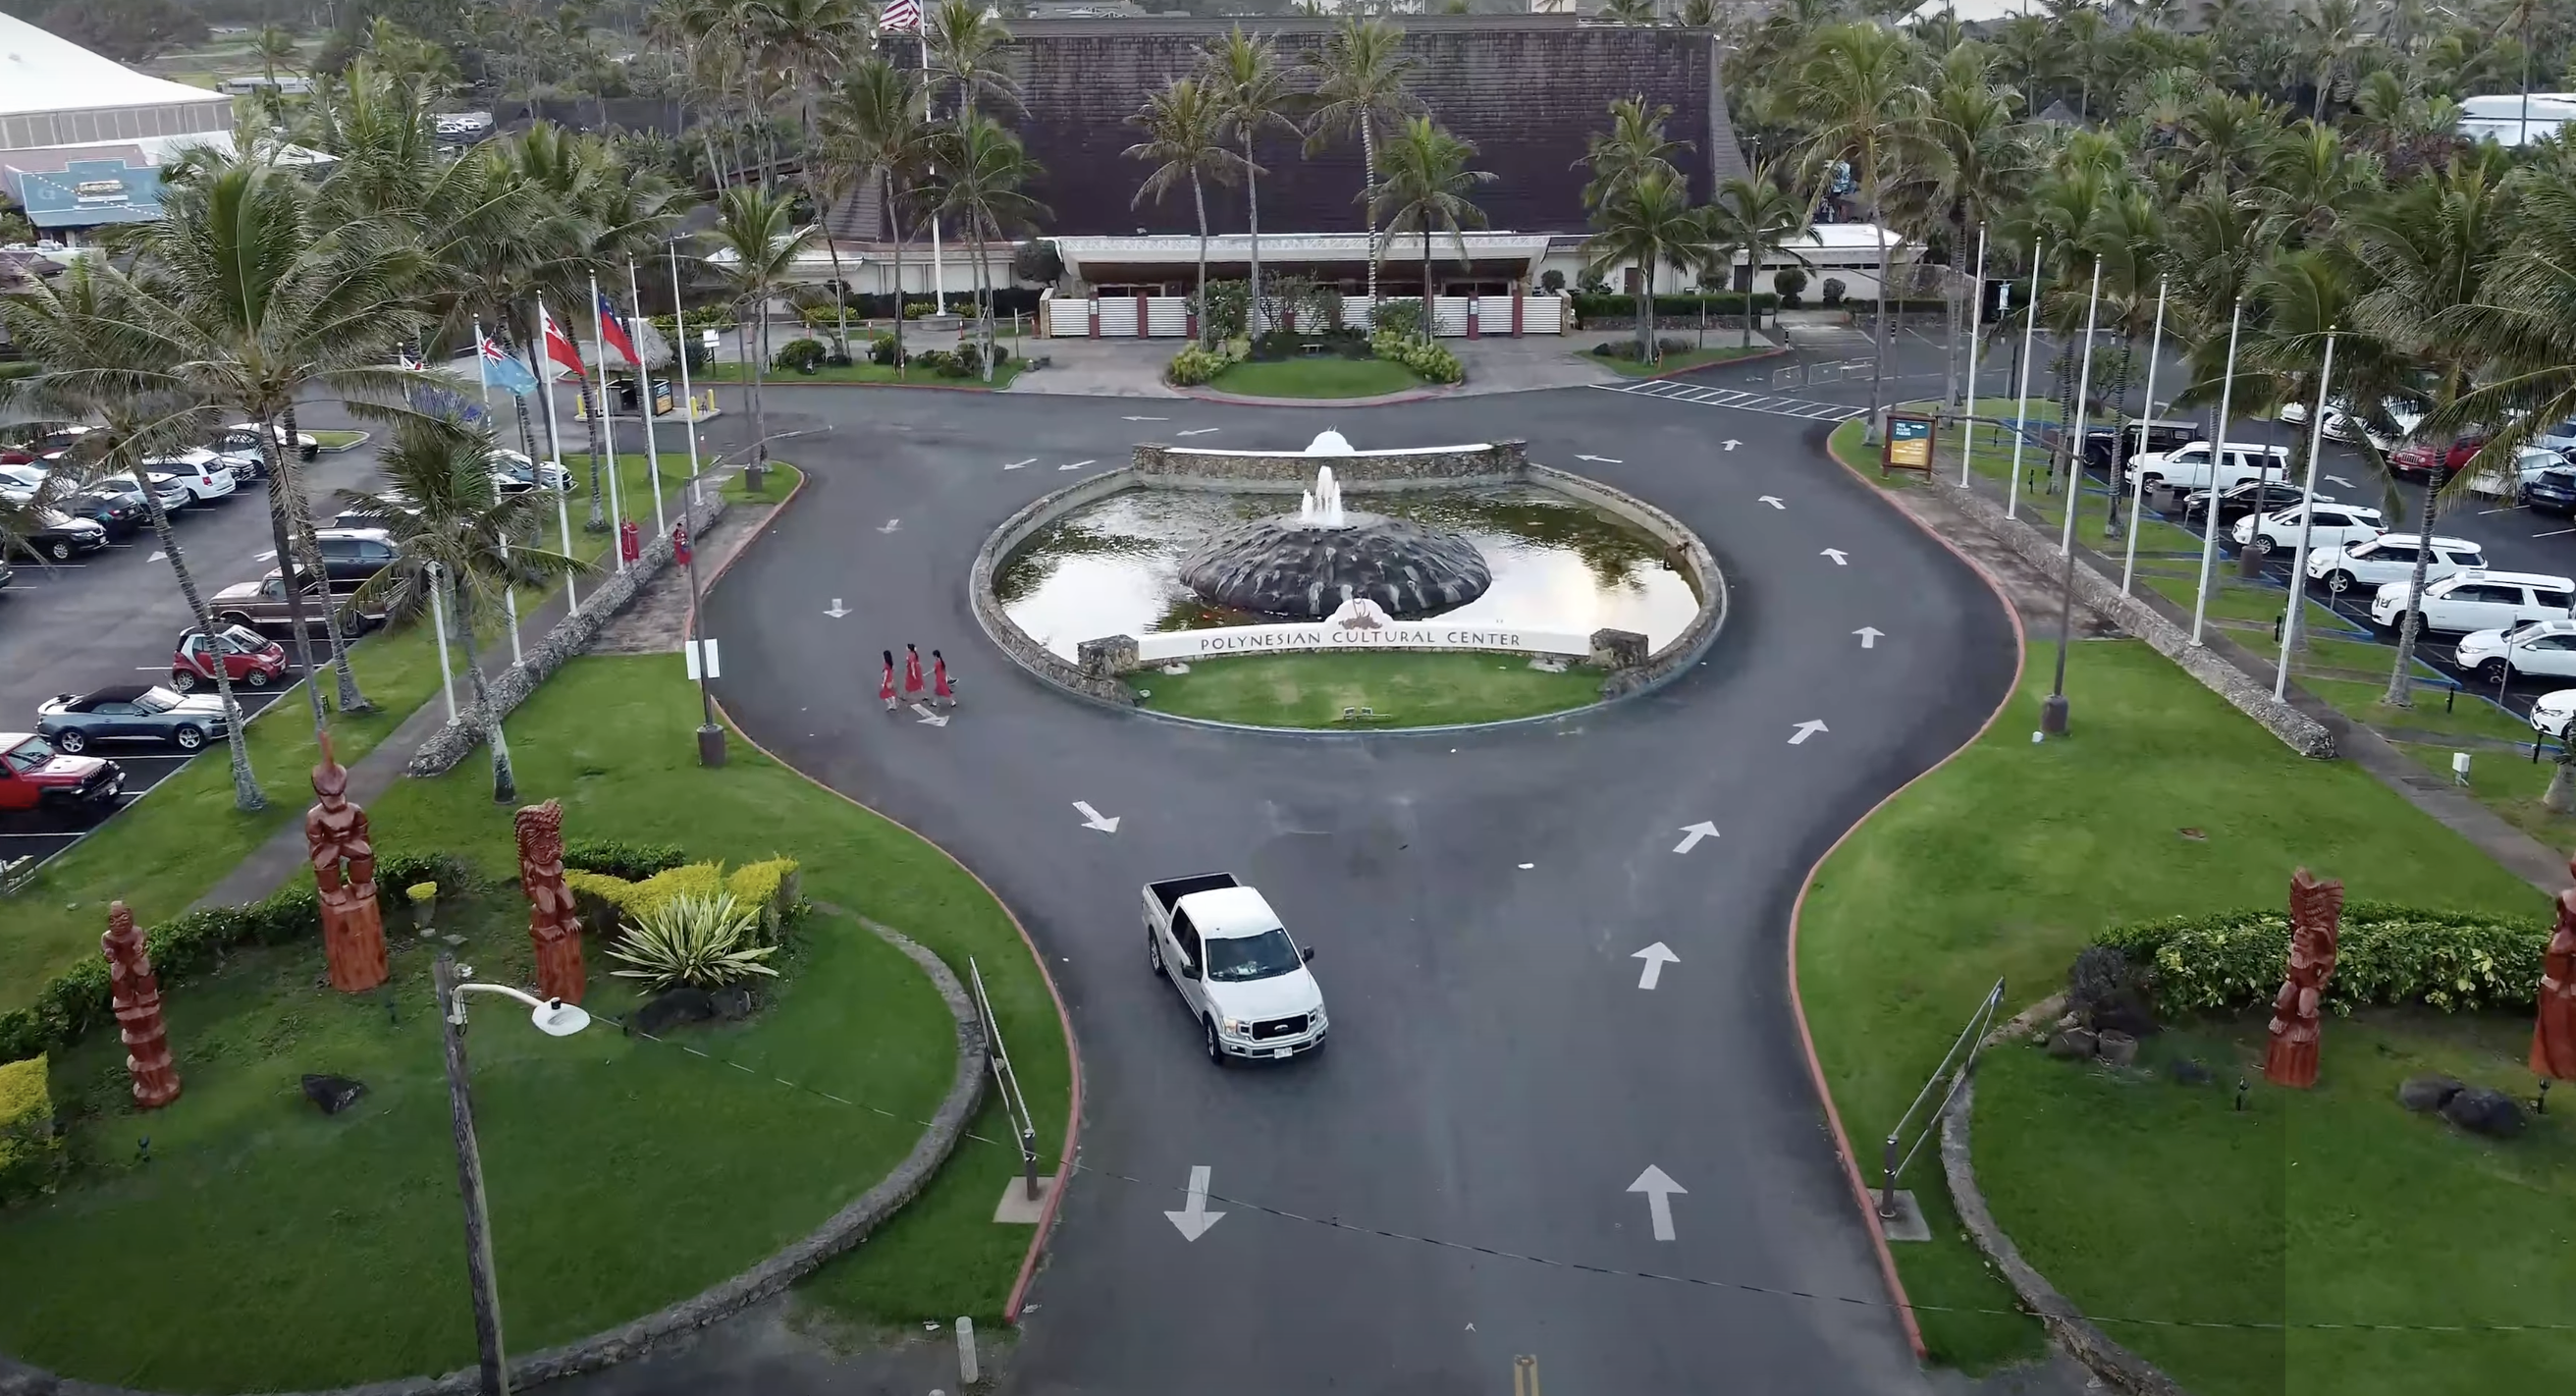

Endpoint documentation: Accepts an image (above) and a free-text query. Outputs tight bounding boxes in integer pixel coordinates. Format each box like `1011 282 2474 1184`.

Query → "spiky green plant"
609 893 778 993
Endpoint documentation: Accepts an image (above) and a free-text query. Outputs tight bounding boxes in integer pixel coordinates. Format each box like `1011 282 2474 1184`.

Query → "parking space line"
2537 528 2576 538
0 831 82 839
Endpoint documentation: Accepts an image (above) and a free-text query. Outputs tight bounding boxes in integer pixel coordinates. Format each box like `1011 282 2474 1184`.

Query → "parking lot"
0 404 384 875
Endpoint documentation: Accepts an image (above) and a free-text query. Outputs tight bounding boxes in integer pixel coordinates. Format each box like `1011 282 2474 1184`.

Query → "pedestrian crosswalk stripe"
1590 380 1869 422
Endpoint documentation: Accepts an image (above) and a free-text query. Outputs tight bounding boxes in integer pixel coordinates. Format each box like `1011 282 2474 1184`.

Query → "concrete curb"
1176 383 1453 408
1609 343 1792 383
0 919 987 1396
313 433 373 455
1940 1075 2190 1396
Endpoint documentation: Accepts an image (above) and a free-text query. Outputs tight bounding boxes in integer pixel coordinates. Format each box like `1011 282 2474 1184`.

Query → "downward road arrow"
1004 457 1036 470
1165 1165 1225 1241
1820 548 1848 565
147 550 167 562
910 703 950 727
1058 459 1097 471
1722 439 1742 452
1759 495 1785 510
1632 941 1679 990
1854 626 1884 649
1123 415 1170 422
824 598 849 617
877 518 900 534
1628 1165 1687 1241
1073 800 1120 833
1175 427 1222 437
2326 474 2355 488
1789 719 1830 745
1672 822 1719 854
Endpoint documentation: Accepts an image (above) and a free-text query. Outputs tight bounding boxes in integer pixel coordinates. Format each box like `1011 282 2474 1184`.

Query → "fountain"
1176 435 1491 619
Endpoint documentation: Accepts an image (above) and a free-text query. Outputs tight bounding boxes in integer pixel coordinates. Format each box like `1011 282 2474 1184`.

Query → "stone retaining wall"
0 919 987 1396
1927 475 2334 758
1526 462 1728 698
406 486 730 777
1131 440 1529 491
970 470 1148 706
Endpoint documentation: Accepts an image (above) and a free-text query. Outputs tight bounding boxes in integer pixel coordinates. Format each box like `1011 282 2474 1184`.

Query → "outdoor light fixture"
446 972 592 1037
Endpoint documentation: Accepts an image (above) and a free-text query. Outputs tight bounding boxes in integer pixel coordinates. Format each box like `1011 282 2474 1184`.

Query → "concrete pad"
1874 1189 1932 1242
993 1172 1059 1223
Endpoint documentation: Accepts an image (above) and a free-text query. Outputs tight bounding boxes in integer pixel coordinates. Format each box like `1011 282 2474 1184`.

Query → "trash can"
617 376 639 411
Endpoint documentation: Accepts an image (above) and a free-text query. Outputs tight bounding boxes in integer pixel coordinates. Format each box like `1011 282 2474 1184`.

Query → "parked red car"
169 625 289 693
0 732 124 812
2389 433 2490 480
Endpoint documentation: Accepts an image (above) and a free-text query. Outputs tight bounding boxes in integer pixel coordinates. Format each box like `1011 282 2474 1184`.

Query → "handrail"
1879 976 2007 1221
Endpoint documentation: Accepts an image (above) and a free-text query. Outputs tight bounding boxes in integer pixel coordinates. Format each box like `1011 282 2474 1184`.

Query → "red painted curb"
1783 424 2029 1362
695 463 1084 1329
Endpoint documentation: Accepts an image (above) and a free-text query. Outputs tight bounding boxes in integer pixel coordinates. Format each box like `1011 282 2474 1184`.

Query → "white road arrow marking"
1820 548 1848 565
147 550 167 562
1574 454 1624 464
1175 427 1222 437
1122 415 1169 422
1854 626 1884 650
1004 457 1036 470
1722 439 1742 452
1073 800 1120 833
824 598 849 617
877 518 900 533
1165 1165 1225 1241
1632 941 1679 990
1789 719 1830 745
1672 822 1719 854
2326 474 2355 488
1759 495 1785 510
1628 1165 1686 1241
254 549 277 562
1058 459 1097 471
910 702 950 727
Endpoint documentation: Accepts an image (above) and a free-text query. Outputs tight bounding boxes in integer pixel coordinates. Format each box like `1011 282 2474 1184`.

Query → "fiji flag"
479 337 539 397
596 291 640 366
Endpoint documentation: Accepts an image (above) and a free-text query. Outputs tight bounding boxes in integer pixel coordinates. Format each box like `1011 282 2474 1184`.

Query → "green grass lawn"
1134 651 1602 727
0 653 1068 1387
2392 740 2576 848
2300 675 2532 746
1581 343 1770 377
1795 639 2538 1377
693 359 1025 390
1206 355 1426 399
309 429 367 452
0 457 775 1013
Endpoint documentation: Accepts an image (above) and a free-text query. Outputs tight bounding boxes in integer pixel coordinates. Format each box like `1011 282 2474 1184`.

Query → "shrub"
0 1055 62 1206
868 332 900 366
903 300 938 319
1369 331 1463 384
563 857 799 940
1820 277 1847 307
2093 903 2549 1017
1371 297 1425 338
1013 240 1064 286
1591 340 1643 360
1165 342 1238 386
1772 267 1808 299
563 837 688 882
609 893 778 993
1654 336 1694 356
725 858 804 940
1195 279 1252 341
1539 269 1566 293
772 337 828 374
1576 270 1609 295
910 349 957 375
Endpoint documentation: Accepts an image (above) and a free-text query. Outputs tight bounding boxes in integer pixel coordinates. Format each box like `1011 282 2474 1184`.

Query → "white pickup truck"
1144 873 1327 1066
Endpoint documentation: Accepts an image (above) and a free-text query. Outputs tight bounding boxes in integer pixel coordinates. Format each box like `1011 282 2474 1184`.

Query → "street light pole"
433 953 510 1396
2120 278 2168 595
2043 257 2103 738
681 500 726 768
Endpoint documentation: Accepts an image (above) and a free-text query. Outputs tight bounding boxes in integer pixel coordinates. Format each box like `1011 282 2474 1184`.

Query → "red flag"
596 291 640 366
542 309 585 376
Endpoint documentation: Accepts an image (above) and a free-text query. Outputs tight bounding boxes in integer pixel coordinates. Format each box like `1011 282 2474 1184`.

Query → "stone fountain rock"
1177 439 1491 619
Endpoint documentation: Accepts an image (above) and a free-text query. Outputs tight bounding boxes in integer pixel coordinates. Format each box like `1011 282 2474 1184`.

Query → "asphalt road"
697 378 2020 1394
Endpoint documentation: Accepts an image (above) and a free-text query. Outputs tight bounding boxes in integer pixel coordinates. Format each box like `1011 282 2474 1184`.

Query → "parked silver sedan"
35 683 234 753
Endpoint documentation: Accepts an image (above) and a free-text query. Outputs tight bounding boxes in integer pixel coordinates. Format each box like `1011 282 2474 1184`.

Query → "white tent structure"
0 13 235 159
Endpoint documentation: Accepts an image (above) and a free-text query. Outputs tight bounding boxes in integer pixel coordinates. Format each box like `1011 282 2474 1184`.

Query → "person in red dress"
879 650 897 712
932 649 955 708
903 643 926 702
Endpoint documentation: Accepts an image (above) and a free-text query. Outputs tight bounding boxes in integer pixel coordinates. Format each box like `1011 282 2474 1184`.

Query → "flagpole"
588 272 627 572
2189 298 2245 647
626 260 668 534
472 316 494 414
671 242 704 502
2278 330 2338 702
2058 258 2102 559
532 295 578 614
1959 223 1985 489
2005 239 2043 521
2120 277 2168 596
919 23 945 315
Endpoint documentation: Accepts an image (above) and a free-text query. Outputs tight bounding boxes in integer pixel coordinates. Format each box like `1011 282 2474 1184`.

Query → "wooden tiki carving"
306 732 388 993
2534 854 2576 1082
102 900 182 1109
2264 868 2343 1089
515 800 586 1003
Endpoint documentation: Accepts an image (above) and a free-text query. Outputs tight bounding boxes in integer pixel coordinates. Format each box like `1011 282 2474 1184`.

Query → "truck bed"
1147 872 1240 913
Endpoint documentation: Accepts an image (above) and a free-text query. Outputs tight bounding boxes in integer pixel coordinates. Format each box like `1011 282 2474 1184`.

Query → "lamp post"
432 953 592 1396
2005 240 2044 520
2190 297 2246 647
2276 330 2338 703
2042 257 2103 738
2119 278 2168 594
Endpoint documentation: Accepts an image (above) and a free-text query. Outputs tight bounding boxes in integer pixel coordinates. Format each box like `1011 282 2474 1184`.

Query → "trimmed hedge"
562 838 688 882
1571 292 1779 321
0 851 477 1066
0 1054 61 1207
2095 902 2550 1017
1370 331 1463 385
564 858 803 941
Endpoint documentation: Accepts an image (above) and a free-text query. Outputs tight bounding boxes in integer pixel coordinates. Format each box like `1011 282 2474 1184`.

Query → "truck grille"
1251 1014 1309 1041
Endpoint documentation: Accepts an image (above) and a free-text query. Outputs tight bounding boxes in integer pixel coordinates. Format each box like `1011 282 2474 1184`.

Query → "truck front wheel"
1149 931 1166 979
1205 1018 1228 1069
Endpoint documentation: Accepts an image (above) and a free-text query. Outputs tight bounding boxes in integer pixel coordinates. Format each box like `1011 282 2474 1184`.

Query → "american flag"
878 0 921 32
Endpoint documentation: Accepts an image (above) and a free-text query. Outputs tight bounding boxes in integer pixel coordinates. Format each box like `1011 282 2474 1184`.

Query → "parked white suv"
140 450 237 504
2457 618 2576 685
2372 569 2576 634
2305 535 2487 594
2234 500 2383 555
2125 442 2291 495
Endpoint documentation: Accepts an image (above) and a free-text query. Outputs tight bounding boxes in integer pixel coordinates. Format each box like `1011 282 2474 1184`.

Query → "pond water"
996 485 1702 662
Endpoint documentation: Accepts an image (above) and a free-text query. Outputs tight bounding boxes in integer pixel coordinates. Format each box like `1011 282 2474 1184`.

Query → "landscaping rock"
2045 1028 2098 1059
2397 1074 2465 1112
301 1074 367 1114
2170 1057 2213 1086
2441 1086 2526 1138
631 986 716 1037
2095 1030 2140 1068
711 984 758 1021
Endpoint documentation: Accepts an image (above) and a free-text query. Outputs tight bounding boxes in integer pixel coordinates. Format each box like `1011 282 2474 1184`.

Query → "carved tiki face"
514 799 565 869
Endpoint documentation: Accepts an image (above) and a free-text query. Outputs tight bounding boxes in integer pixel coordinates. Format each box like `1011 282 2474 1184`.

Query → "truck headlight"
1220 1017 1251 1038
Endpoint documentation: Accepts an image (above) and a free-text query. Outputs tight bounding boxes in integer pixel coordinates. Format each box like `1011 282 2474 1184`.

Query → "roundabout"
698 381 2021 1393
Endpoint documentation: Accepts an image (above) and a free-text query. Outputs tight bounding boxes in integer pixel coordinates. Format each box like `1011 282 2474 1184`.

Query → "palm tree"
934 114 1050 382
702 186 820 484
1905 44 2034 411
1581 95 1688 215
1602 0 1661 23
0 266 268 811
1703 165 1814 349
1128 78 1245 349
1371 117 1496 317
1788 21 1924 430
821 57 934 370
250 24 299 100
340 420 585 803
1587 168 1711 364
1205 27 1299 335
1305 17 1422 322
2293 0 2366 117
926 0 1023 118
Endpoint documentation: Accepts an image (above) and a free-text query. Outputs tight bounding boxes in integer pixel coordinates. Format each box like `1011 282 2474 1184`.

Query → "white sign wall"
1130 597 1591 663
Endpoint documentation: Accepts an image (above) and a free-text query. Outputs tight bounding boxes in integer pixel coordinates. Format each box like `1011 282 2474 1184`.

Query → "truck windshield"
1204 929 1302 982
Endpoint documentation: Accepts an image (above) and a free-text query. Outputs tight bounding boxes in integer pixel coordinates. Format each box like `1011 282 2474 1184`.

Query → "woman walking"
902 643 926 704
879 650 898 712
932 649 956 708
